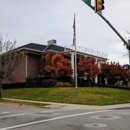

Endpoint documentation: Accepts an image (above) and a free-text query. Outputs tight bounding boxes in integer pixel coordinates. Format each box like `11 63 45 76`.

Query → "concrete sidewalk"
2 98 130 110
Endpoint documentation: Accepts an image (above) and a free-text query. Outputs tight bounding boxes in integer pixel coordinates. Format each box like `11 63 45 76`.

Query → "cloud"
0 0 130 65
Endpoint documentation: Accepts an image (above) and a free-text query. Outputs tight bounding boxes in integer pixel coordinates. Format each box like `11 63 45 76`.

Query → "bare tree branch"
0 35 23 98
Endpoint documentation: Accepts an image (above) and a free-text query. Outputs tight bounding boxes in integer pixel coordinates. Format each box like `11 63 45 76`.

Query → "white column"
26 54 28 77
104 78 108 85
95 58 98 83
95 77 98 83
71 52 74 80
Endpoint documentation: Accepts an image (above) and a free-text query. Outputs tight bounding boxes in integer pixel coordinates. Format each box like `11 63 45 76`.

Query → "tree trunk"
0 79 2 98
0 71 4 99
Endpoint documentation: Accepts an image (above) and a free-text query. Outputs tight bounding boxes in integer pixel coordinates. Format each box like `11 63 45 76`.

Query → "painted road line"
0 112 9 115
0 110 112 130
0 113 27 119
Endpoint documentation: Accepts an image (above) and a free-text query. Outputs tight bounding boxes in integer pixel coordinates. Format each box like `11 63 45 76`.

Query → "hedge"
25 76 57 88
2 83 25 89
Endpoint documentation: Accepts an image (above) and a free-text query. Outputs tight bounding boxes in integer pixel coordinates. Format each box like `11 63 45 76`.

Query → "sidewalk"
2 98 130 110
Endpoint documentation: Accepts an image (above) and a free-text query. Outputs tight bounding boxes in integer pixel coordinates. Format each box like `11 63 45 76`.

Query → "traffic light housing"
123 64 130 70
95 0 105 12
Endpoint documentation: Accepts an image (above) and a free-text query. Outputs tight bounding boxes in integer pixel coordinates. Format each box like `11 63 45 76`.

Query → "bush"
78 78 95 87
2 83 26 89
56 82 72 87
25 76 57 88
57 76 71 82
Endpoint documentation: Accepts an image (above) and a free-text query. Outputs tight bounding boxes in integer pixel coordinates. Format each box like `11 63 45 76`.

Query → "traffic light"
95 0 105 12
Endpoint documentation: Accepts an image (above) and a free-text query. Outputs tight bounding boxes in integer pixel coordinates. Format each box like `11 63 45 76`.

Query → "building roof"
17 43 47 51
44 44 64 52
16 42 108 60
18 43 65 52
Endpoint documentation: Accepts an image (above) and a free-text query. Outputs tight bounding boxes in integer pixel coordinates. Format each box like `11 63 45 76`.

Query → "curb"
2 98 130 110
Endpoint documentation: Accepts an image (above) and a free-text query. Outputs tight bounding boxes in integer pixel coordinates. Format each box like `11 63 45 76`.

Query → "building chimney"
47 39 56 45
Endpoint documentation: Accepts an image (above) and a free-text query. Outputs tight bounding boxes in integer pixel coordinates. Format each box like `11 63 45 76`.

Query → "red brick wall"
27 54 41 77
2 55 26 84
12 56 26 83
2 53 42 84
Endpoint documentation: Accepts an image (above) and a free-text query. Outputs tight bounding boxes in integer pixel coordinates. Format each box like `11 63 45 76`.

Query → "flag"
73 14 76 45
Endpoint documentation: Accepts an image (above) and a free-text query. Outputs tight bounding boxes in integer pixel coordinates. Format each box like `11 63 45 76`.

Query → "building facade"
2 40 108 84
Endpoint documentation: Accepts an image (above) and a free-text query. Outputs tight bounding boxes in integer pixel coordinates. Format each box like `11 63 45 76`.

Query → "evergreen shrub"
25 76 57 88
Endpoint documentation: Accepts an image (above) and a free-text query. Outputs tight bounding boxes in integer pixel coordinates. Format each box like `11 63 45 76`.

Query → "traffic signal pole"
97 12 128 47
82 0 129 48
82 0 130 86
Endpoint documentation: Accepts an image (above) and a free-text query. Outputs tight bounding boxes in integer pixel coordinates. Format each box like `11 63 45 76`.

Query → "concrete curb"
2 98 130 110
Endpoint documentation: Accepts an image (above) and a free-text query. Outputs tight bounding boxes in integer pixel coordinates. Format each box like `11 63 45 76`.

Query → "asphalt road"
0 103 130 130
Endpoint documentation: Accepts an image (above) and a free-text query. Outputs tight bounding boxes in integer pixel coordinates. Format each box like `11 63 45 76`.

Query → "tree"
100 62 130 85
38 51 73 78
77 56 100 79
0 35 23 98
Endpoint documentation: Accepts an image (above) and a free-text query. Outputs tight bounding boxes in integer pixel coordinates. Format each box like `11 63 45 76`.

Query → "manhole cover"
84 123 107 128
91 115 122 120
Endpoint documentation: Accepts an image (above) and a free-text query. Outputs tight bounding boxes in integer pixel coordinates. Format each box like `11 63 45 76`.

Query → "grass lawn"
2 87 130 105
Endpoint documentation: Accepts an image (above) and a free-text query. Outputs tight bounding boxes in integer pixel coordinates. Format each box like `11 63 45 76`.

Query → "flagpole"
73 13 77 88
74 33 77 88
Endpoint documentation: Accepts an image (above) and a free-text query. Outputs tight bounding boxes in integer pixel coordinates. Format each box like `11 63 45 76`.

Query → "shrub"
25 76 57 88
57 76 71 82
56 81 72 87
2 83 25 89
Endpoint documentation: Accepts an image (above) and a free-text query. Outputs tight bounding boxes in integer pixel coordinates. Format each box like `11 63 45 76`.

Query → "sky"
0 0 130 65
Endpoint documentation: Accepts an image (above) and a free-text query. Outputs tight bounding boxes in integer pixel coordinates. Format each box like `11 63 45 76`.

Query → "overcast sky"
0 0 130 65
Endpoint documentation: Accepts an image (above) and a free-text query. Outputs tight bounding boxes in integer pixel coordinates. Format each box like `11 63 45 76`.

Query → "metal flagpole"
73 13 77 88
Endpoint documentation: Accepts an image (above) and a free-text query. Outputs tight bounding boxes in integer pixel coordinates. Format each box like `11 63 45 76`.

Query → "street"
0 102 130 130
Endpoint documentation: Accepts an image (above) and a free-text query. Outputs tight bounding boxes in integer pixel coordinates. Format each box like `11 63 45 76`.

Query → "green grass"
2 87 130 105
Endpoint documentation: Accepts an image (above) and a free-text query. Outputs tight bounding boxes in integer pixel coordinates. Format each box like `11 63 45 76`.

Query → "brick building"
2 40 108 84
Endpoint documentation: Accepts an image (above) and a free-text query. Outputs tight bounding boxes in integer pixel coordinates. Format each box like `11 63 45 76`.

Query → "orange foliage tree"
77 56 100 79
38 51 73 78
100 62 130 85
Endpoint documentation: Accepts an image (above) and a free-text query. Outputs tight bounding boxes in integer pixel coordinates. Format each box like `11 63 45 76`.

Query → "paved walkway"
2 98 130 110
